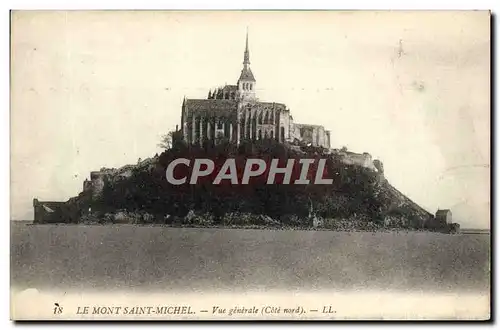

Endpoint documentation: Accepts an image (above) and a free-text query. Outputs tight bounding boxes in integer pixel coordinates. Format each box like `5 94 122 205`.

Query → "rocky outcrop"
33 141 453 232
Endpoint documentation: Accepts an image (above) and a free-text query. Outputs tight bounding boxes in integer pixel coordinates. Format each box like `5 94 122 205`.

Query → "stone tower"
237 29 256 101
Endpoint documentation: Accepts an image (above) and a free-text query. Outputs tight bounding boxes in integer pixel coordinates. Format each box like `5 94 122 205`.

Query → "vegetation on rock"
57 138 458 232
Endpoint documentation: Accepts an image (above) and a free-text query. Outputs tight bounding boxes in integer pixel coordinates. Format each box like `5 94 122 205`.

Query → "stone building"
180 32 331 148
33 198 70 224
435 209 452 225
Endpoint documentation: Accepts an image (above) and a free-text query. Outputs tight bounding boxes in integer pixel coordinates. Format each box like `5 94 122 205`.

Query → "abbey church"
180 32 331 148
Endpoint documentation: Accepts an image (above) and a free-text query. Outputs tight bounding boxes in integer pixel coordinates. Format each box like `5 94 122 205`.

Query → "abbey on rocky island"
180 31 331 148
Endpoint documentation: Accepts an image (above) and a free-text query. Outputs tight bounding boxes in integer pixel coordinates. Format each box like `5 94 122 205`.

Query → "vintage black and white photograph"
9 10 491 320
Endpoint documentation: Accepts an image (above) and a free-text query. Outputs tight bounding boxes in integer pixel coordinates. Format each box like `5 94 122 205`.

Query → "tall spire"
238 27 256 84
243 27 250 67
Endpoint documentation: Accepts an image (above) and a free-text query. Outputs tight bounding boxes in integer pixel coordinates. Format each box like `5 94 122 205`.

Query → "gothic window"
252 116 257 140
250 84 253 91
264 111 269 124
280 127 285 142
240 118 245 140
246 116 251 139
258 129 262 140
258 112 263 125
217 120 223 130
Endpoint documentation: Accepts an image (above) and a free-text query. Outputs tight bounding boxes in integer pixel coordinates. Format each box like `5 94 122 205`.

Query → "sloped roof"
294 123 325 129
256 102 287 110
436 209 452 216
238 67 256 82
43 205 55 213
184 99 238 117
221 85 238 92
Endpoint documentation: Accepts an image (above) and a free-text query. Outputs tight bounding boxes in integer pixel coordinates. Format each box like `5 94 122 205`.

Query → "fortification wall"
289 123 330 148
333 150 376 170
33 199 70 224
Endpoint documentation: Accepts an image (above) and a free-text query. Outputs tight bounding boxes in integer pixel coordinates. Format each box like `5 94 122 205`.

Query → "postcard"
10 10 491 320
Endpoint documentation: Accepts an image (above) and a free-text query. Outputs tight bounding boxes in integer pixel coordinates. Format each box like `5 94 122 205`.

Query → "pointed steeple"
238 28 255 83
243 28 250 67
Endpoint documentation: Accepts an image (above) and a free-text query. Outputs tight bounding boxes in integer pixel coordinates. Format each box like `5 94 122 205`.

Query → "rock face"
33 141 454 231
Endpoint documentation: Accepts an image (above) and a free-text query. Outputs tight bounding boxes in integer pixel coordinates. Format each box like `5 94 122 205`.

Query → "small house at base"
435 209 452 225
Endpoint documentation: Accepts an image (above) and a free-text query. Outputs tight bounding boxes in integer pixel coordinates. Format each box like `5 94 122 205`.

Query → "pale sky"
10 11 490 228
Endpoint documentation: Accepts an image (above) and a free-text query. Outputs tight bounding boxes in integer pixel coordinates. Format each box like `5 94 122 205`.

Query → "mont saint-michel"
179 32 331 148
10 11 491 321
31 31 458 234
